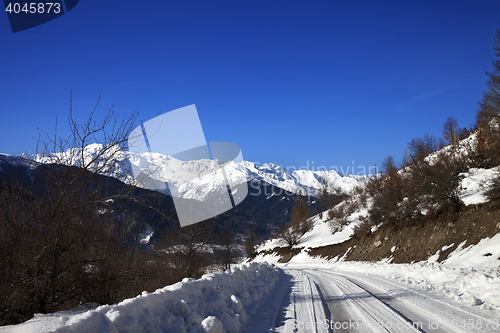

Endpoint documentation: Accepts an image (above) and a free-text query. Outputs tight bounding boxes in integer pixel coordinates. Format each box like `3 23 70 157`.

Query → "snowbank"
380 262 500 310
252 252 281 264
443 233 500 268
0 263 281 333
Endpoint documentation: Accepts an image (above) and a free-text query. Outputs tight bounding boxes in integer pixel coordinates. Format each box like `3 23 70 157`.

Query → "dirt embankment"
261 200 500 264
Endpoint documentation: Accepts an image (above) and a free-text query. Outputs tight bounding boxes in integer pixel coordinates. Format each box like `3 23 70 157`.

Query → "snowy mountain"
5 144 363 202
237 161 362 197
0 145 364 239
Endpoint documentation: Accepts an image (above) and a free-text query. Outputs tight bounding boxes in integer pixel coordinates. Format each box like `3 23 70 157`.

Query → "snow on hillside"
460 167 497 205
0 263 280 333
441 233 500 268
255 165 499 259
255 210 362 254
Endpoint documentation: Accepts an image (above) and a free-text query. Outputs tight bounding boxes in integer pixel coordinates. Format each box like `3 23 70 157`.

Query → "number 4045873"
5 3 61 14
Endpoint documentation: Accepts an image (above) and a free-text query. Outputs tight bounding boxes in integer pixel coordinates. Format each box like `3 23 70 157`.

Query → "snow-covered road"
248 265 500 333
2 262 499 332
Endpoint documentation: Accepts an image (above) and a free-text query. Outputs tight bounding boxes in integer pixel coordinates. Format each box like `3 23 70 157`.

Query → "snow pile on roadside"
252 252 282 264
382 263 500 310
2 263 280 333
443 233 500 268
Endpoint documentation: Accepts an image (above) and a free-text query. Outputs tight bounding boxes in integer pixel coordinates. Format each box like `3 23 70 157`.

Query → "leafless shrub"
368 168 420 226
278 197 312 248
352 215 372 239
410 152 467 212
327 203 349 233
157 219 216 279
277 221 304 248
482 168 500 201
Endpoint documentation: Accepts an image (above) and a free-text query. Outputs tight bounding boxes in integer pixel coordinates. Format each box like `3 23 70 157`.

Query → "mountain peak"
2 144 364 199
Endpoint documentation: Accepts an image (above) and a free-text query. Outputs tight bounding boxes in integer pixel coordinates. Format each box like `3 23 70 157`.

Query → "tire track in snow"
302 268 500 333
272 269 330 333
340 271 500 333
304 269 423 333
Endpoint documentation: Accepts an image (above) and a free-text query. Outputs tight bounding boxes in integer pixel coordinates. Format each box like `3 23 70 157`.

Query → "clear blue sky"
1 0 499 175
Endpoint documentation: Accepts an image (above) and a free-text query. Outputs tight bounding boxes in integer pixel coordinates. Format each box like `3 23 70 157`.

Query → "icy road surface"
244 265 500 333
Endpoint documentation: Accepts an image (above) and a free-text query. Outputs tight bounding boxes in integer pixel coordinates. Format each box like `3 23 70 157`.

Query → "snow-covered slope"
255 166 500 265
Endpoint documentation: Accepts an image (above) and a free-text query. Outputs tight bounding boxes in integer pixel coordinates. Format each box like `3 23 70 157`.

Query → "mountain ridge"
2 144 363 201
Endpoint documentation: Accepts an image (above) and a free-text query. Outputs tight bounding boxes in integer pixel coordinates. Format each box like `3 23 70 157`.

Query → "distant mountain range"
19 143 363 200
0 144 364 241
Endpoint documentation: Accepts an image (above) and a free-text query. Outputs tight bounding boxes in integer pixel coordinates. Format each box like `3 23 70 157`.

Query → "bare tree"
407 134 438 162
0 94 174 325
476 29 500 125
243 223 258 259
471 30 500 168
278 196 312 248
476 31 500 195
443 117 460 145
160 220 216 279
381 155 398 175
277 222 303 248
410 152 467 212
215 225 242 271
